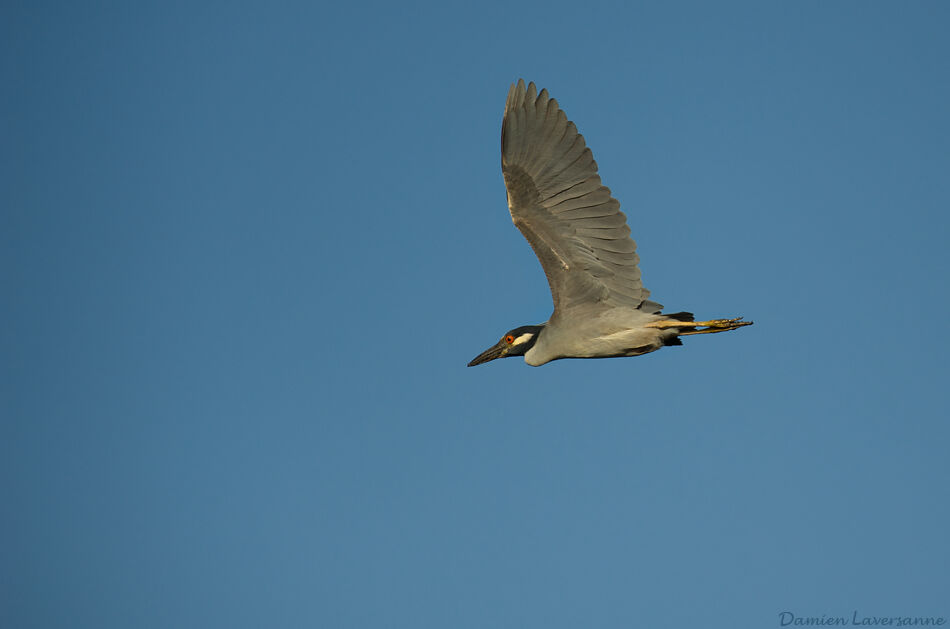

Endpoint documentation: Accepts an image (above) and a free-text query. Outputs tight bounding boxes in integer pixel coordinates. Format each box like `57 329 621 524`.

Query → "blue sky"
4 1 949 627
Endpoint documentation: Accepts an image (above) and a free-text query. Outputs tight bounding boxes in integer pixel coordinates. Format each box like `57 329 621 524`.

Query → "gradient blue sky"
4 2 949 628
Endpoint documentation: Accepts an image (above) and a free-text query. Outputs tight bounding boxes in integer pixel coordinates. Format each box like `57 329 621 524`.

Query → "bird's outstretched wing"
502 79 660 315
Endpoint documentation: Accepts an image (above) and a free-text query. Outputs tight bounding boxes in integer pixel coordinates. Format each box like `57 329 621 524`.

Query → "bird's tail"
659 312 693 346
662 311 694 322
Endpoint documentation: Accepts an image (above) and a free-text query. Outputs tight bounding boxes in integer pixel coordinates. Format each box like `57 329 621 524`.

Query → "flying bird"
469 79 752 367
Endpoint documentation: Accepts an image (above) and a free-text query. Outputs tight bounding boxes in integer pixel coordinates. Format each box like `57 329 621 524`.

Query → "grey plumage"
468 80 752 367
502 80 659 314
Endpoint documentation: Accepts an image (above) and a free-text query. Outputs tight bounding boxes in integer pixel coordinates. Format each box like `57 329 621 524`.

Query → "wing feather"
501 79 659 313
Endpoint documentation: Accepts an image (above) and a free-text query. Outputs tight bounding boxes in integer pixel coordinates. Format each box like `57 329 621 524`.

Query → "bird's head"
468 325 543 367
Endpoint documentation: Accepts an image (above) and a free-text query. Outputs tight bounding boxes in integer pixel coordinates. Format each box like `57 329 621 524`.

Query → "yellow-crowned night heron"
469 80 752 367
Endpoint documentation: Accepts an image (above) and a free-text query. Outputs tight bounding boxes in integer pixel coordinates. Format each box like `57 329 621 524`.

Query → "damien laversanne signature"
779 611 946 627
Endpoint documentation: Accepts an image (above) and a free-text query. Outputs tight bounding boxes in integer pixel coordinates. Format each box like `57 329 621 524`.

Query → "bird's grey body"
469 80 752 368
524 307 675 366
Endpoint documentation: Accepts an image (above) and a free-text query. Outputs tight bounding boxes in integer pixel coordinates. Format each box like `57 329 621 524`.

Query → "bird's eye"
505 335 515 345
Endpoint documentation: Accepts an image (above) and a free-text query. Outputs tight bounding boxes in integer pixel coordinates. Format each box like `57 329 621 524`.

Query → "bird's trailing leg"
647 316 753 335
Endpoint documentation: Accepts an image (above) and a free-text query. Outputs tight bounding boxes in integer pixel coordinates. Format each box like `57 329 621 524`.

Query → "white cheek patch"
513 332 535 346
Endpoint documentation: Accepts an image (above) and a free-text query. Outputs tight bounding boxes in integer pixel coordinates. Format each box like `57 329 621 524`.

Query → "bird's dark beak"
468 341 507 367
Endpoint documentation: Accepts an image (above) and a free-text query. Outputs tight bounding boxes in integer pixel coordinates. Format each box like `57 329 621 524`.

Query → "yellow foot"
647 316 753 335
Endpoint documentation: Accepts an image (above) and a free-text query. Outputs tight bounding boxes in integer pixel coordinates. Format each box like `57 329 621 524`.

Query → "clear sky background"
4 2 949 628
